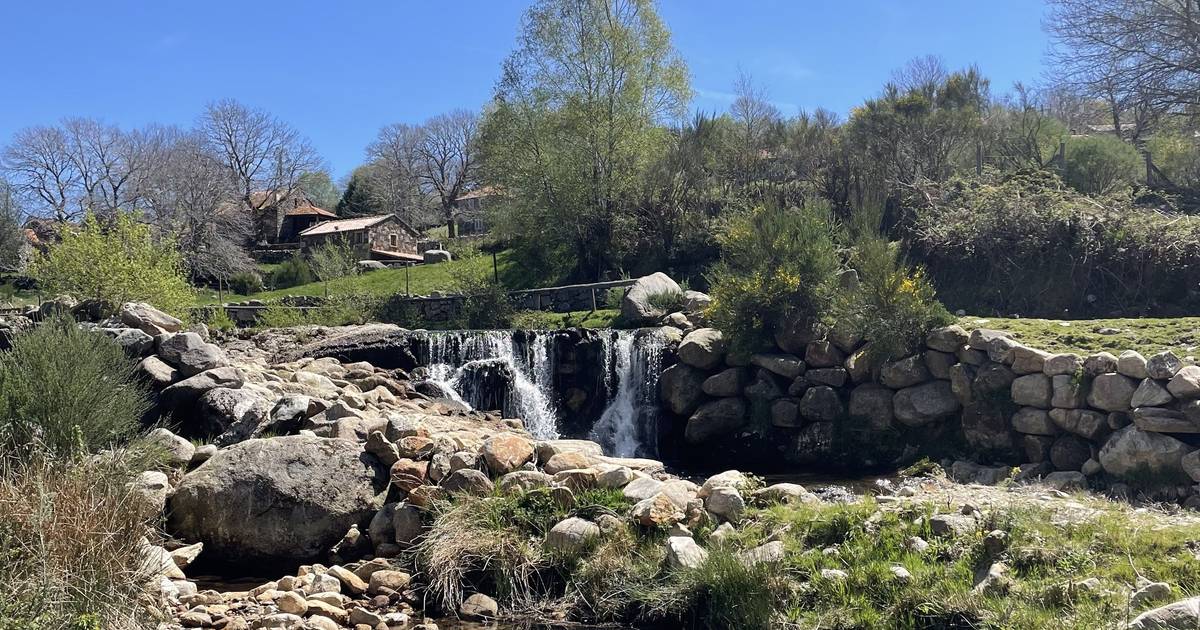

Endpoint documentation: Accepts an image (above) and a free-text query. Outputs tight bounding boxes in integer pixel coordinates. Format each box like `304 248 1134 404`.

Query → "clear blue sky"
0 1 1048 180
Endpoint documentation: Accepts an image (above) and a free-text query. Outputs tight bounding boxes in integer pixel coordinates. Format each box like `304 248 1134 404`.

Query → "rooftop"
298 215 392 237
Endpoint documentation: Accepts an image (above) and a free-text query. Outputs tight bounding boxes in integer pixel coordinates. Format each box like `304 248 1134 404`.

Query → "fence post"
1145 151 1154 186
1058 140 1066 171
591 287 598 312
975 141 983 176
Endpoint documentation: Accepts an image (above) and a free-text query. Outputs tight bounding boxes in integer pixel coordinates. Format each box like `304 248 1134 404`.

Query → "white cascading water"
423 331 561 439
590 329 666 458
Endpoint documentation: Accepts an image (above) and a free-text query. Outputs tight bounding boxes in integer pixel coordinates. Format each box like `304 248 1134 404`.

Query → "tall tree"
199 99 321 213
297 170 342 210
0 179 24 272
2 125 78 221
416 110 478 237
481 0 690 280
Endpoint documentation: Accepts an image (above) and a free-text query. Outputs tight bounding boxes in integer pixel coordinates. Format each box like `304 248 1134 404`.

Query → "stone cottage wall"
663 323 1200 500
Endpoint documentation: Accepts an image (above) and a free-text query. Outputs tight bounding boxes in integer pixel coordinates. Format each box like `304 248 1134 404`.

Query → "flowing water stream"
418 329 665 456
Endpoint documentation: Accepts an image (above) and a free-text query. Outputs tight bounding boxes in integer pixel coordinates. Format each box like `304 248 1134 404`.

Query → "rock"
275 590 307 615
807 367 848 388
702 368 748 397
685 398 746 443
961 403 1015 453
596 465 635 489
1049 408 1108 440
138 355 179 388
949 363 976 405
1012 407 1058 436
1051 374 1088 409
1132 407 1200 433
499 470 554 493
146 428 195 467
623 477 665 502
752 483 817 505
880 355 931 389
160 367 246 409
1050 435 1092 471
119 302 183 336
743 369 785 401
632 493 685 527
423 249 452 263
327 565 368 594
805 341 845 368
845 345 878 383
1183 450 1200 483
391 459 429 494
168 436 388 563
1119 351 1150 379
199 387 272 444
130 470 171 519
893 381 960 427
392 504 423 545
553 468 598 491
770 398 800 428
1022 435 1055 463
1012 374 1052 408
441 469 493 496
1087 373 1138 411
368 569 411 595
1010 345 1051 375
973 562 1012 597
924 350 956 380
704 486 746 523
1132 379 1175 408
1043 353 1084 376
798 386 841 423
1169 366 1200 399
1098 426 1191 478
1132 582 1174 608
170 542 203 570
481 434 534 476
682 290 711 311
1128 596 1200 629
930 514 976 537
106 327 155 356
1147 351 1184 380
750 353 805 379
968 328 1011 351
1083 352 1119 376
660 363 707 416
621 272 682 324
546 517 600 554
848 384 894 431
460 593 498 620
974 362 1016 395
679 329 727 369
737 540 786 566
926 325 968 353
774 316 824 355
158 332 228 377
666 536 708 570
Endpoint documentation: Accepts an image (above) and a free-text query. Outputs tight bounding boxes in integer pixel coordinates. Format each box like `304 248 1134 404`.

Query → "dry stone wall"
664 322 1200 501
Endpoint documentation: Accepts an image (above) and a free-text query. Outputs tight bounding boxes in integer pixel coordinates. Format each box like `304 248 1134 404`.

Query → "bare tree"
199 99 321 214
0 178 24 272
891 55 949 97
416 110 479 237
365 123 427 220
1047 0 1200 129
729 70 782 194
2 125 78 221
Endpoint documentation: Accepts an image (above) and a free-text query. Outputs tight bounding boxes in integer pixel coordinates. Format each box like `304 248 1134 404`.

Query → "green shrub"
28 212 194 316
268 256 315 290
200 307 236 332
835 210 953 361
0 454 157 630
905 170 1200 315
646 288 686 313
706 203 841 353
228 271 264 296
307 239 359 298
604 286 627 309
1063 134 1141 195
257 304 307 329
0 318 149 456
449 251 514 329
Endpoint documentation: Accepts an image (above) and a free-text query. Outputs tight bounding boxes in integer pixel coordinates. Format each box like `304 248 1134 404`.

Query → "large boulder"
1128 596 1200 630
160 367 246 409
481 434 534 476
685 398 746 443
1086 373 1137 411
702 368 748 397
278 324 416 370
1168 366 1200 399
848 384 894 431
961 403 1014 454
1097 426 1190 479
678 329 727 370
119 302 183 336
879 355 931 389
620 273 681 324
422 249 452 264
893 381 960 427
158 332 228 377
169 436 389 564
660 363 707 416
197 387 272 445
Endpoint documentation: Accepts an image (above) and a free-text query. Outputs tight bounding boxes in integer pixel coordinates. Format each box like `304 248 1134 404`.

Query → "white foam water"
590 329 666 458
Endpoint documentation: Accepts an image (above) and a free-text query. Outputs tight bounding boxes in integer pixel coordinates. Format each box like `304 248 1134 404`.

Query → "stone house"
247 191 338 245
454 186 503 235
298 214 423 262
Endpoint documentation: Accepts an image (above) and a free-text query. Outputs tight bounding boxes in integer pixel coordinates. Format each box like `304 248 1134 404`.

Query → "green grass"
511 309 621 330
194 250 529 305
960 315 1200 357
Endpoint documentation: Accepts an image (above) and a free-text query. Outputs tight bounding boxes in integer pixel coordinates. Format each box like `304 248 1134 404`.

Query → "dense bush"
835 221 954 361
0 318 149 456
267 256 315 290
29 213 194 316
0 454 157 630
905 171 1200 316
707 203 841 352
449 251 514 329
228 270 264 296
1063 134 1142 195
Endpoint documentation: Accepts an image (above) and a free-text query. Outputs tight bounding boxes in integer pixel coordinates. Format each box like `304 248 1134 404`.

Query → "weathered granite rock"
702 368 748 397
119 302 183 336
678 329 727 370
1118 350 1150 379
1168 366 1200 399
1049 408 1108 441
660 363 708 416
1098 426 1190 478
893 381 960 427
848 384 894 431
1050 374 1087 409
1011 407 1058 436
1086 373 1137 411
750 353 805 379
798 386 842 423
685 398 747 443
1147 351 1184 380
926 325 968 353
1132 379 1175 408
1011 374 1052 408
158 332 228 377
621 273 682 324
880 355 931 389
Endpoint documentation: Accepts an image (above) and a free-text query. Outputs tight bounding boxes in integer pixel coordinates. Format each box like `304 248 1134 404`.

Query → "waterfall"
422 331 561 440
590 329 666 458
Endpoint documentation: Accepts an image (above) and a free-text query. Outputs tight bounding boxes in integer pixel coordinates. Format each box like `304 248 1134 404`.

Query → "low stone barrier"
664 322 1200 501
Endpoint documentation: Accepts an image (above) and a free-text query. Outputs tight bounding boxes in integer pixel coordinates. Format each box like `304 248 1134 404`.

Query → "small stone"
1130 582 1172 608
545 517 600 554
1118 350 1150 379
665 536 709 570
460 593 499 620
275 591 307 615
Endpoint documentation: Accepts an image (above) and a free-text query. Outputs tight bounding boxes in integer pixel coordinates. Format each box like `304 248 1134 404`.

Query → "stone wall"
661 322 1200 500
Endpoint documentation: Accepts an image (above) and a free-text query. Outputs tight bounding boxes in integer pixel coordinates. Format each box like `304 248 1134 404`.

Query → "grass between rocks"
416 478 1200 629
959 315 1200 358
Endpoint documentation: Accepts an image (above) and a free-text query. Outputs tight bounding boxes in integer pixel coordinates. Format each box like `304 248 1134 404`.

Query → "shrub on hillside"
0 318 149 456
268 256 315 290
228 270 264 296
0 454 157 630
28 213 194 316
449 251 514 329
706 203 840 353
904 171 1200 316
1063 134 1141 195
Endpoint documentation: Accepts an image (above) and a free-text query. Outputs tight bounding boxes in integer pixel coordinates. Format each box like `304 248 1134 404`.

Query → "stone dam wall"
659 322 1200 500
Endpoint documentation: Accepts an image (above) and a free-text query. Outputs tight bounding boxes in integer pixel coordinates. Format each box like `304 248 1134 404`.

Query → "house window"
389 234 397 248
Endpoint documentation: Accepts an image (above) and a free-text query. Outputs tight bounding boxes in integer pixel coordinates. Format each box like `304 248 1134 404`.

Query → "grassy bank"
959 315 1200 357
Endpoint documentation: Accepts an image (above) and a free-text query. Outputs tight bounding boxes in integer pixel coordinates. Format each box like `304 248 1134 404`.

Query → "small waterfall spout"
591 329 666 458
422 331 560 439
